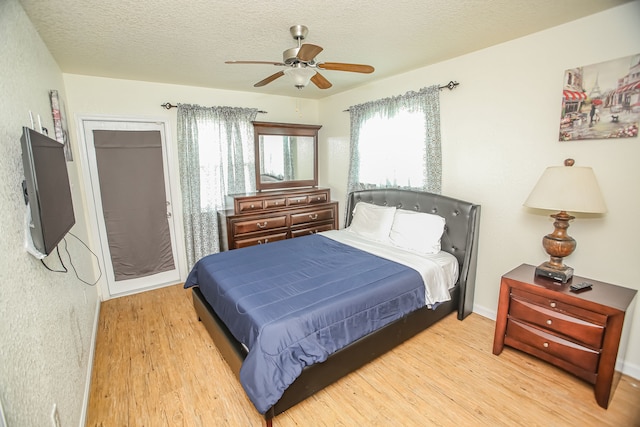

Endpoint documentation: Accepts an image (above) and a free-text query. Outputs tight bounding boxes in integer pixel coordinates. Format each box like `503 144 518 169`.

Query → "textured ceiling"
19 0 632 99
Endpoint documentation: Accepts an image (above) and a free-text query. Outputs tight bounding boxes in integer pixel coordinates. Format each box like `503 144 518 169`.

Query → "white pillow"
389 209 446 254
348 202 396 243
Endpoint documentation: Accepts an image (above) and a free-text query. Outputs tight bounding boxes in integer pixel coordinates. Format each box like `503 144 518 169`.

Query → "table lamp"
524 159 607 283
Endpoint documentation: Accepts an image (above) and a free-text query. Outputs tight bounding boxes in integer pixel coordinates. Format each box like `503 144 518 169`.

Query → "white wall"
62 74 321 297
0 1 99 425
319 1 640 377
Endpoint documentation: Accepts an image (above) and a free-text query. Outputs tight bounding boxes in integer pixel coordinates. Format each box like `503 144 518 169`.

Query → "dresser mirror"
253 121 321 191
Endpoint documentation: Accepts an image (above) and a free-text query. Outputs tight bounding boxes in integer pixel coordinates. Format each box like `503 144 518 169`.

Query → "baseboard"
79 299 101 427
472 303 639 380
471 303 496 321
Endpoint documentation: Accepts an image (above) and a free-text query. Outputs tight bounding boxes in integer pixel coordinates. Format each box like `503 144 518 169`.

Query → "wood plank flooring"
87 284 640 426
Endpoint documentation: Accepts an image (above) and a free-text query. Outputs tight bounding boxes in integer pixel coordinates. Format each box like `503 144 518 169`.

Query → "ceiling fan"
225 25 375 90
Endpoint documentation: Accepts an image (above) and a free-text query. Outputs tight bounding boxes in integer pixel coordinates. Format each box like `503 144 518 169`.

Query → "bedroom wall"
318 1 640 377
0 0 100 426
62 74 320 298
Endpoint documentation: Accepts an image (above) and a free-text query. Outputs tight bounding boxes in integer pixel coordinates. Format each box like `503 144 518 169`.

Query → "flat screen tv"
20 126 75 256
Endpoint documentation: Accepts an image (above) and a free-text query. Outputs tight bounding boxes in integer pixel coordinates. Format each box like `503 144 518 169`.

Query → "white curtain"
347 85 442 195
177 104 258 266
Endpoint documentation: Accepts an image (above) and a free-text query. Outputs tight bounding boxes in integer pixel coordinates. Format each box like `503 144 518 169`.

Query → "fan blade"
226 60 286 66
297 44 323 62
254 71 285 87
317 62 375 73
311 72 332 89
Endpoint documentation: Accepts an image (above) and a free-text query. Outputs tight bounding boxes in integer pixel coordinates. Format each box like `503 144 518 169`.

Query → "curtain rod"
439 81 459 90
342 81 459 112
160 102 267 113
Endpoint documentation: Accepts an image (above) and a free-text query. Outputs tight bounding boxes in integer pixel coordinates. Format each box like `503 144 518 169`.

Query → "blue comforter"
184 234 425 414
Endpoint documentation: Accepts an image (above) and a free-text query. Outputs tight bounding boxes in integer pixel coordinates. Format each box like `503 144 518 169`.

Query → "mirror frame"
253 121 322 191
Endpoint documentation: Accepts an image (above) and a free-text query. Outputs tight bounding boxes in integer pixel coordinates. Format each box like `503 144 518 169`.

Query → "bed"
185 188 480 426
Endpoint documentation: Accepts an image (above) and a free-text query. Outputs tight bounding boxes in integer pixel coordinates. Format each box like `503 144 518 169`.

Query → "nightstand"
493 264 637 409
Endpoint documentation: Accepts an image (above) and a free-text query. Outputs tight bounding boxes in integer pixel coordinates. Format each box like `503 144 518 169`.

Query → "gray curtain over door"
93 129 175 281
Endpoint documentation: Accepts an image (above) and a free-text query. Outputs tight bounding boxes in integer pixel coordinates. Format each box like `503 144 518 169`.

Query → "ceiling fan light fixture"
284 67 316 88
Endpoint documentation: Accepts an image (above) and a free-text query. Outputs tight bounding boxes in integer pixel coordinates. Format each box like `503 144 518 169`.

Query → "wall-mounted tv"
20 126 75 256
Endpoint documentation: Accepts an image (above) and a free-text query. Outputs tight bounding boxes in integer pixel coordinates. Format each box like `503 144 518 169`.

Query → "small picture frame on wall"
559 53 639 141
49 89 73 161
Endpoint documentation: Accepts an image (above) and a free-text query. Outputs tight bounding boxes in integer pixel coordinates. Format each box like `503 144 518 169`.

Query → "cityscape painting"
559 53 639 141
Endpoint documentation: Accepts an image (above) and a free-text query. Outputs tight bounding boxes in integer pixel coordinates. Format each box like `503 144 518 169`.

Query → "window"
357 109 426 188
348 85 442 195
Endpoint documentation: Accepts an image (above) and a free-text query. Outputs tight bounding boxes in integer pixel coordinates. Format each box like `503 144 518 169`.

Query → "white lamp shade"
284 67 316 87
524 164 607 214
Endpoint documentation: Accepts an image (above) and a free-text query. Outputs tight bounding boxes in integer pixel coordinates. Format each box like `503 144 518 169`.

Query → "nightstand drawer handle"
256 221 268 229
309 214 318 220
549 302 557 308
543 342 549 348
546 319 552 325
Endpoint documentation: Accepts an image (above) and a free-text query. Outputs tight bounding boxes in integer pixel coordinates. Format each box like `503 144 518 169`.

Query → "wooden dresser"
218 187 338 251
492 264 636 409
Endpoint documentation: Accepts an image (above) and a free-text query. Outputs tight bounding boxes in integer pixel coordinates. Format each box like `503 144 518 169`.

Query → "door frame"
76 114 186 299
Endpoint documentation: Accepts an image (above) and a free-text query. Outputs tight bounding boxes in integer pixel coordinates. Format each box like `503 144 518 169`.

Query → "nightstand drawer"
506 319 600 373
511 288 607 325
509 297 604 349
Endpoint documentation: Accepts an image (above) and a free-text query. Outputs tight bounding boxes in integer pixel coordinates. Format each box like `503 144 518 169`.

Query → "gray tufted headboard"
345 188 481 319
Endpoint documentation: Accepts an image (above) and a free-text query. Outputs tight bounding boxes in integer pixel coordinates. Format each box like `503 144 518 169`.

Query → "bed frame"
191 188 481 426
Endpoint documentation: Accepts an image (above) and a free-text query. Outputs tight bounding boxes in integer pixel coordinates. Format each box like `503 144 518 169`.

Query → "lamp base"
535 262 574 283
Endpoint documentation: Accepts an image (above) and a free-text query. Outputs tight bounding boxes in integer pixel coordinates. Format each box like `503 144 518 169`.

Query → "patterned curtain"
347 85 442 195
283 136 294 180
177 104 258 266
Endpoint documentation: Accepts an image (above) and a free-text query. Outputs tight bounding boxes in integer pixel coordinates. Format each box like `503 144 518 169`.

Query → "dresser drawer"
291 208 335 226
287 195 309 206
506 318 600 373
237 199 264 213
231 215 287 235
291 222 335 238
264 198 287 209
235 232 288 249
308 192 328 204
509 297 604 349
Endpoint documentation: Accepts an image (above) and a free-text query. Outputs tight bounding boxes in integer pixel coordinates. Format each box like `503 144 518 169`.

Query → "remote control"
570 282 593 292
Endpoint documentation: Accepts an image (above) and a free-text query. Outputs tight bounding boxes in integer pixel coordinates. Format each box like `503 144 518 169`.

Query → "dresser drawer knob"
250 204 255 208
258 239 269 244
543 342 549 348
309 214 318 220
256 221 268 229
549 302 557 308
546 319 552 325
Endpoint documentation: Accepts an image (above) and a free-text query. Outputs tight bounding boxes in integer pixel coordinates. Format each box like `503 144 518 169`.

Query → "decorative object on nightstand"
523 159 607 283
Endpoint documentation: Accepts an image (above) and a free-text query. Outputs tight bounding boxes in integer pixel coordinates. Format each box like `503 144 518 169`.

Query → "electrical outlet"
51 404 61 427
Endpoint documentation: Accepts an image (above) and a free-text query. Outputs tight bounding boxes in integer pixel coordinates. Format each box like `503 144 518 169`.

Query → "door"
81 118 181 297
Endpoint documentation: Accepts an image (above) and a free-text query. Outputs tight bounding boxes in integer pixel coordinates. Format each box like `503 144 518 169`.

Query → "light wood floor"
87 284 640 426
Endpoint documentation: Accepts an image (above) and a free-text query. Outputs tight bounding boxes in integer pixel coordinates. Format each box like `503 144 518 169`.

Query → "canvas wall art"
49 89 73 161
559 54 639 141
